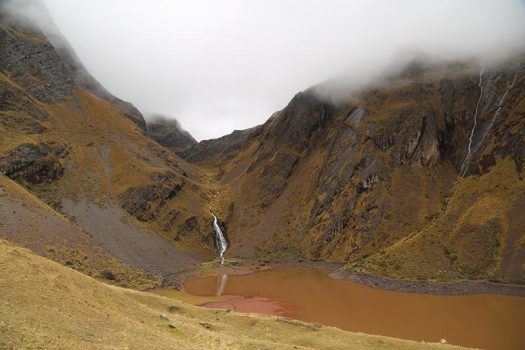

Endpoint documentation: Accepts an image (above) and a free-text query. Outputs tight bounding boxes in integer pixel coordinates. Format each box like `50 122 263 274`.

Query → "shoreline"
330 269 525 297
162 260 525 298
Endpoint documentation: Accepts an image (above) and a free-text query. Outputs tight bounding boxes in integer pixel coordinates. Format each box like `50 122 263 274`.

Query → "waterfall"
471 68 520 158
212 213 228 265
459 65 484 178
460 64 521 177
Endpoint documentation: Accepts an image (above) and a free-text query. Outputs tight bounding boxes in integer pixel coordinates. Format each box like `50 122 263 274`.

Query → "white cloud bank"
32 0 525 139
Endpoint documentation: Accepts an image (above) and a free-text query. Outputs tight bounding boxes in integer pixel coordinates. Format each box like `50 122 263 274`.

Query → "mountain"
0 3 223 287
1 0 524 290
146 115 197 152
181 58 525 283
3 3 524 349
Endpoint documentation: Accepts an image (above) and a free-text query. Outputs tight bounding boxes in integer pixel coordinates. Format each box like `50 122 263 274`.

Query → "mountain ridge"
1 1 524 288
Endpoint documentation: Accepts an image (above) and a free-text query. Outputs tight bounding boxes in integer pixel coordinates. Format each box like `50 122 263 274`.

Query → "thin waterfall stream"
211 212 228 265
459 65 484 177
459 63 521 177
471 66 520 158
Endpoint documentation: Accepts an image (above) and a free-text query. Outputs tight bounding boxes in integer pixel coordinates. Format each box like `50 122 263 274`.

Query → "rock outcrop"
179 125 263 162
146 116 197 152
177 57 525 283
0 22 73 104
0 142 68 184
119 172 184 222
0 3 146 128
1 0 524 285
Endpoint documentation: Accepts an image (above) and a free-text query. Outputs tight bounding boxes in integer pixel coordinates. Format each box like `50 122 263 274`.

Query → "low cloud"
8 0 525 140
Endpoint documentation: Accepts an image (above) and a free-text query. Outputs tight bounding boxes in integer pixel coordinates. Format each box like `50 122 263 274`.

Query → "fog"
16 1 525 139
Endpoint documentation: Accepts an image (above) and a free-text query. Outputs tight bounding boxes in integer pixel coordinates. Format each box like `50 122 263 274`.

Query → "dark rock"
119 172 184 221
168 305 180 313
179 125 263 163
199 322 213 330
0 81 49 120
264 90 335 152
146 115 197 152
0 24 74 104
371 108 440 166
162 209 180 232
0 142 68 184
258 151 298 198
182 216 198 231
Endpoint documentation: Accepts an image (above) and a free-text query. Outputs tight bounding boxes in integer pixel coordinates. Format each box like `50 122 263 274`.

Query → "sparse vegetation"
0 239 465 350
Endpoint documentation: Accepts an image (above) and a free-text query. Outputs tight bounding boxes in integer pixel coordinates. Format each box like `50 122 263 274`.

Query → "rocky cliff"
0 6 219 286
146 115 197 152
181 57 525 283
1 1 524 286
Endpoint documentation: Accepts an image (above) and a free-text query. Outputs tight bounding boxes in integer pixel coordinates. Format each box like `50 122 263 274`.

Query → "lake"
183 267 525 350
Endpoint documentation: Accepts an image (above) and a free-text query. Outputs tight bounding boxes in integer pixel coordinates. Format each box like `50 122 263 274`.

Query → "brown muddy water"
183 267 525 350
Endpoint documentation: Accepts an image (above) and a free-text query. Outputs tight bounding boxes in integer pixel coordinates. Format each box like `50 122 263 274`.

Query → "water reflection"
185 267 525 350
217 274 228 296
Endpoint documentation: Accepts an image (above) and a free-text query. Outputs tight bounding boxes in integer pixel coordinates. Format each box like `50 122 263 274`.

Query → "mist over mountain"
2 2 525 349
6 0 525 140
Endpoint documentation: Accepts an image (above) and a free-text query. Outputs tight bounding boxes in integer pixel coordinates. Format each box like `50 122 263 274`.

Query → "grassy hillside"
0 173 161 289
349 158 525 281
1 16 221 273
2 5 524 290
187 59 525 283
0 238 467 350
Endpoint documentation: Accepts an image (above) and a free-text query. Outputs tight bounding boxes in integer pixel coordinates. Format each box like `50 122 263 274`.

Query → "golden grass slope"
349 158 525 281
1 69 217 257
0 238 468 350
0 173 161 289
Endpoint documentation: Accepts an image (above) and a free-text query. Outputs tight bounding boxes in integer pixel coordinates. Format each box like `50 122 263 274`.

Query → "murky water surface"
184 267 525 350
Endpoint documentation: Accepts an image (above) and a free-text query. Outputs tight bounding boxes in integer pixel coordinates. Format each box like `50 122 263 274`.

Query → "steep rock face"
0 8 214 278
0 142 68 184
0 113 47 134
263 90 336 152
119 172 184 222
0 23 73 104
370 108 441 166
0 80 50 120
0 5 146 129
146 116 197 152
180 125 263 163
191 57 525 283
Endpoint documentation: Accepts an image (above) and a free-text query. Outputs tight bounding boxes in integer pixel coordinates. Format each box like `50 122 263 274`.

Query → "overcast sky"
38 0 525 140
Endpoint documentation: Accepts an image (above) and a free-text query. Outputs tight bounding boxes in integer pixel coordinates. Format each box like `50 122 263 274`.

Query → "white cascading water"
459 65 484 178
212 213 228 265
471 68 520 158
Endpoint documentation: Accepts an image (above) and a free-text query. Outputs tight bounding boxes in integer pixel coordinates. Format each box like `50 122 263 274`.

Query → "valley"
1 2 525 349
